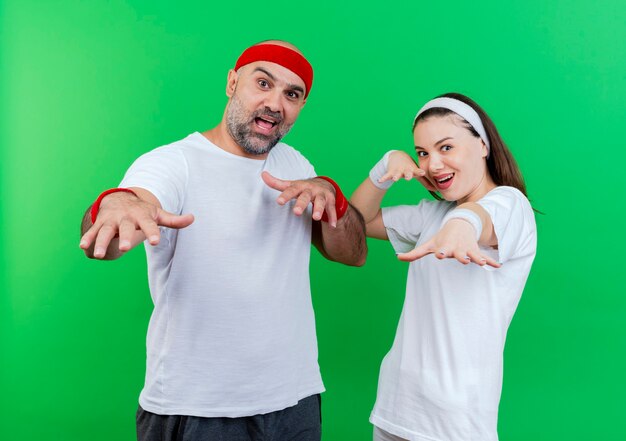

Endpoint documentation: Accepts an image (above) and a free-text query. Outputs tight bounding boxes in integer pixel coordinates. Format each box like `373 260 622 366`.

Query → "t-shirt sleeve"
299 152 315 179
266 144 316 180
306 162 316 179
381 202 433 254
119 145 187 215
477 186 537 264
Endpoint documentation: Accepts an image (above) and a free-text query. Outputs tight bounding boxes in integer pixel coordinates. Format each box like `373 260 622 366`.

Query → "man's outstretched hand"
261 171 340 227
80 191 194 259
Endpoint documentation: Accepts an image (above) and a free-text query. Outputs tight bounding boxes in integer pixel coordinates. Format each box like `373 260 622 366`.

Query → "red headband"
234 44 313 98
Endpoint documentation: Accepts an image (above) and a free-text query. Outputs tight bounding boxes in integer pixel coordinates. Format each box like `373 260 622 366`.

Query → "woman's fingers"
397 243 432 262
467 250 487 266
399 243 500 268
380 167 424 184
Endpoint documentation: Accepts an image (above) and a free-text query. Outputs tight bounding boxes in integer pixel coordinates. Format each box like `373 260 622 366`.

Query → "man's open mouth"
255 116 279 130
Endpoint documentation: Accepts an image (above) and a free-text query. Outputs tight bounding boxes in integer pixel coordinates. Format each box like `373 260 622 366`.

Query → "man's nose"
263 90 283 113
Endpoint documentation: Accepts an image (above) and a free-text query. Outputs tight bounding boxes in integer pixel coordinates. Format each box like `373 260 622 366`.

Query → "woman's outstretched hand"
397 218 500 267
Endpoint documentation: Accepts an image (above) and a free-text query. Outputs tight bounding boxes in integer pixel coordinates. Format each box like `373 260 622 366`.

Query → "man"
79 40 366 441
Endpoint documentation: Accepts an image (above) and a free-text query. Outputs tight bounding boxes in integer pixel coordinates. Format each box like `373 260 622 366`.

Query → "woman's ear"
481 140 489 158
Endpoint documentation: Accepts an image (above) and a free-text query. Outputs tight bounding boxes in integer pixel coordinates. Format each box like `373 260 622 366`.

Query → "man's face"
225 61 306 156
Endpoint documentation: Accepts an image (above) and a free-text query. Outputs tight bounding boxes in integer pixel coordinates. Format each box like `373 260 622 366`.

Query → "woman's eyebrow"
415 137 453 149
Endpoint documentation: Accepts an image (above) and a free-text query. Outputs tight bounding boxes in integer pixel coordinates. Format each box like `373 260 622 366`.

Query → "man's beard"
225 94 293 156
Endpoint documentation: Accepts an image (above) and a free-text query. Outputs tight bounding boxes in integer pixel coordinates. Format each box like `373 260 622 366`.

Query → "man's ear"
226 69 238 98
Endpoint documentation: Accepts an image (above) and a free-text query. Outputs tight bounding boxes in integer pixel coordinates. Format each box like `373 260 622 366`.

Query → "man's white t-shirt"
120 132 324 418
370 187 537 441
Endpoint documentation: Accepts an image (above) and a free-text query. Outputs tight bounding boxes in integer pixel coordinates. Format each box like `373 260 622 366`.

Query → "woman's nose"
429 155 444 171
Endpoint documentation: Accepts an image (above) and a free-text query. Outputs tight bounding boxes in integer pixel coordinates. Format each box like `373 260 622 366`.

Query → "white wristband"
369 150 397 190
441 208 483 241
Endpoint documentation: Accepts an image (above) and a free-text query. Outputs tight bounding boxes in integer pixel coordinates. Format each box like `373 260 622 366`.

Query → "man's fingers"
311 194 326 221
93 224 118 258
80 224 99 250
80 196 192 255
293 191 312 216
323 195 337 227
262 176 338 225
276 186 302 205
118 219 137 251
130 230 148 248
261 171 291 192
157 210 195 230
136 216 161 245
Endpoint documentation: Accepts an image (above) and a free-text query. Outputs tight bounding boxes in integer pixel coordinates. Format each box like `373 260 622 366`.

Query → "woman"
351 93 537 441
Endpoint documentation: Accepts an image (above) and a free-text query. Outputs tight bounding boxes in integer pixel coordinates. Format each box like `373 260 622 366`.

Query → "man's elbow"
84 249 97 260
351 257 366 267
351 250 367 267
335 246 368 267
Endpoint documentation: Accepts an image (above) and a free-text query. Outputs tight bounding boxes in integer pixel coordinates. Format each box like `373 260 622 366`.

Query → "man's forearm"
313 204 367 266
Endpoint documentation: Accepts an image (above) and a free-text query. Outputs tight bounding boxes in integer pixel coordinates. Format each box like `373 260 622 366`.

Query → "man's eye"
258 80 269 88
286 91 300 100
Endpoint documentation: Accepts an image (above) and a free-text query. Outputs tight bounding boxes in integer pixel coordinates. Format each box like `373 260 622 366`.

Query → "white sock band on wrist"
441 208 483 241
369 150 397 190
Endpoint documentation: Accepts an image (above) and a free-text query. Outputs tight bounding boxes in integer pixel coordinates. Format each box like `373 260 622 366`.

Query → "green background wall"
1 0 624 439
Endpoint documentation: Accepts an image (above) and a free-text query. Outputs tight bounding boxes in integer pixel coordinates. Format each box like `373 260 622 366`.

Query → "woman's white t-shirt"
371 186 537 441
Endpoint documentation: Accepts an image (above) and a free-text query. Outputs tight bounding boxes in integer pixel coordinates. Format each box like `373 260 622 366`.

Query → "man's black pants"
137 394 322 441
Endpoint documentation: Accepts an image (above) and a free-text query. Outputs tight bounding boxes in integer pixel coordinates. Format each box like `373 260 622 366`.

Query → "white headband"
414 97 490 155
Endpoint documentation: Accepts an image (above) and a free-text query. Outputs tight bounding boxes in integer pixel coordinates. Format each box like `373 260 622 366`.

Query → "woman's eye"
416 151 427 157
441 145 453 152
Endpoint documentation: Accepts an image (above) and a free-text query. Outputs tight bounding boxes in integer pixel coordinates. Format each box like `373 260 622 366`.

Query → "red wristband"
316 176 349 222
90 188 138 224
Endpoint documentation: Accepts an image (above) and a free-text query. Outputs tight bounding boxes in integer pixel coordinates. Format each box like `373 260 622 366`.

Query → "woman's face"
413 114 493 204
